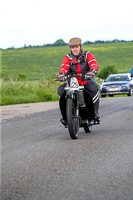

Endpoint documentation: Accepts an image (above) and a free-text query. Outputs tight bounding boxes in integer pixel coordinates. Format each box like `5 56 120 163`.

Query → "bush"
97 65 118 80
16 73 26 81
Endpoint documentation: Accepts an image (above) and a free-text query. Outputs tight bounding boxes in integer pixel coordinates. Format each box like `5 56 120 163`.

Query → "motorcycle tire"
66 98 79 139
84 124 92 133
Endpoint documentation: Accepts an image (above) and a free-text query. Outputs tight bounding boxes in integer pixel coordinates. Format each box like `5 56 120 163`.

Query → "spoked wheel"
66 98 79 139
84 124 92 133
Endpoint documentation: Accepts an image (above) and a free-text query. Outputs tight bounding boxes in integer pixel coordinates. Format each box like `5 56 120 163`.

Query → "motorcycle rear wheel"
66 98 79 139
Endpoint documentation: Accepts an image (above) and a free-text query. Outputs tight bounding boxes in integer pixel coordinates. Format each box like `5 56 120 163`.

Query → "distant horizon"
1 38 133 50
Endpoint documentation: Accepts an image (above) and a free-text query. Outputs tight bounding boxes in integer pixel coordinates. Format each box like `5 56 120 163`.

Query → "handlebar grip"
85 74 94 80
54 77 66 82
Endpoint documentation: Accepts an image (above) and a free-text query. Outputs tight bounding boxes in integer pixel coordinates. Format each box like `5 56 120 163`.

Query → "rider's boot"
94 110 100 120
60 118 68 127
94 110 100 124
93 94 100 122
93 100 100 122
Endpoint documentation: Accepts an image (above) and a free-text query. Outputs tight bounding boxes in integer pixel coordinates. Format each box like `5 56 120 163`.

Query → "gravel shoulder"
0 102 59 120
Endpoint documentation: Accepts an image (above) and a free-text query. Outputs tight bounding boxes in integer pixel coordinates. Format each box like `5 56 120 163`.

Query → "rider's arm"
59 55 70 75
86 52 99 72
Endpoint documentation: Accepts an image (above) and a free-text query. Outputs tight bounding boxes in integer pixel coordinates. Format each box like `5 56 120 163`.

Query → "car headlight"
102 85 107 89
100 85 107 91
121 84 129 89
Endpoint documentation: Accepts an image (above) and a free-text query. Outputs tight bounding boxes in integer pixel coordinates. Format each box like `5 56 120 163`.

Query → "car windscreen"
106 75 129 82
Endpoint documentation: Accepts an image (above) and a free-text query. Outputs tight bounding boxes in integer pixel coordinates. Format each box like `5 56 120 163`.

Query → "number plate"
108 88 119 91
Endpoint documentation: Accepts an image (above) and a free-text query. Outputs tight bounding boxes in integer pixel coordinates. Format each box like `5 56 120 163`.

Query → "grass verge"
0 77 103 106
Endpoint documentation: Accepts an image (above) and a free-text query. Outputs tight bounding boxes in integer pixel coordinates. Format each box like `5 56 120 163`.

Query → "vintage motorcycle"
56 74 100 139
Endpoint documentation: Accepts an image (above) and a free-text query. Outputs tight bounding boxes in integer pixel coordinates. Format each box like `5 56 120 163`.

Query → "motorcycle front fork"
75 91 80 118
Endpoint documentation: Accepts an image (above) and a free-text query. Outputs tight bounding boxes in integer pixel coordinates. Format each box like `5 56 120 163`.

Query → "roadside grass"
0 77 60 105
0 77 103 106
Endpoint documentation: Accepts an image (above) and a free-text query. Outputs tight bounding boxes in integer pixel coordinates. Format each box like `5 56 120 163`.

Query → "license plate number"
108 88 119 91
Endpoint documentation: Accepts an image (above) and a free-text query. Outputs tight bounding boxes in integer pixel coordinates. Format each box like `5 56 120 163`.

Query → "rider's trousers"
58 78 100 113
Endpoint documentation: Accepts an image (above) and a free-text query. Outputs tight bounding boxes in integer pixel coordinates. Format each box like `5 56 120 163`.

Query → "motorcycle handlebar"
55 74 94 82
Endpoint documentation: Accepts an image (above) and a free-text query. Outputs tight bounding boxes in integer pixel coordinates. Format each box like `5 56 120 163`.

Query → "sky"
0 0 133 49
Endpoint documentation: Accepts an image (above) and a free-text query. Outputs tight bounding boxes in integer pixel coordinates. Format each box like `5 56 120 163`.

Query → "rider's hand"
57 73 66 82
86 69 97 76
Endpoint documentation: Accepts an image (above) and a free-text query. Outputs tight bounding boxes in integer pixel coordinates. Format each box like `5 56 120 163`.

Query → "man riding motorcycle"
57 37 100 125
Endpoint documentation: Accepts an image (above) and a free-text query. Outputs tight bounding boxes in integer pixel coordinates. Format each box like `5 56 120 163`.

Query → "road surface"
1 97 133 200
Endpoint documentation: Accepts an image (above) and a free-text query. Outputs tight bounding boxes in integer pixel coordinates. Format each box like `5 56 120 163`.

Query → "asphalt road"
1 97 133 200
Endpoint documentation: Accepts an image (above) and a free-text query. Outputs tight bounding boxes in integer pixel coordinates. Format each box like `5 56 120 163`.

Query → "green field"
0 42 133 105
1 41 133 80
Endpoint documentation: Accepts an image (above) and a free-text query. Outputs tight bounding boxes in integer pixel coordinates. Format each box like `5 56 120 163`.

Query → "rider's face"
70 45 81 56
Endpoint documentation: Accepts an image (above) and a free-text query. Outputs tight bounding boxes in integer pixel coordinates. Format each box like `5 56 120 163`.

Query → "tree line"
3 39 133 50
23 39 133 48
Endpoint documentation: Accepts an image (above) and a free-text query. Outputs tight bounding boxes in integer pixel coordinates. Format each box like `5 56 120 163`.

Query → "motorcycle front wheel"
66 98 79 139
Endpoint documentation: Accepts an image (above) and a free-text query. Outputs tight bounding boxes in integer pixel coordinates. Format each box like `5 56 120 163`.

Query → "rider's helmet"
69 37 82 47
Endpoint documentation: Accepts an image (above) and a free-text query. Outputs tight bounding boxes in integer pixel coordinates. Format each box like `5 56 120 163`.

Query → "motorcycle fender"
67 91 73 99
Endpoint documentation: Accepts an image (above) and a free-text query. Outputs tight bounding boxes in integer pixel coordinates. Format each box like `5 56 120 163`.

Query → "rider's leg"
58 83 66 98
58 83 67 125
85 79 100 119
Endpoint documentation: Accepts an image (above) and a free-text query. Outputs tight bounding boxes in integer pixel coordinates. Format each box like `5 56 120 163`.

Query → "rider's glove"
57 73 66 82
86 69 97 76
